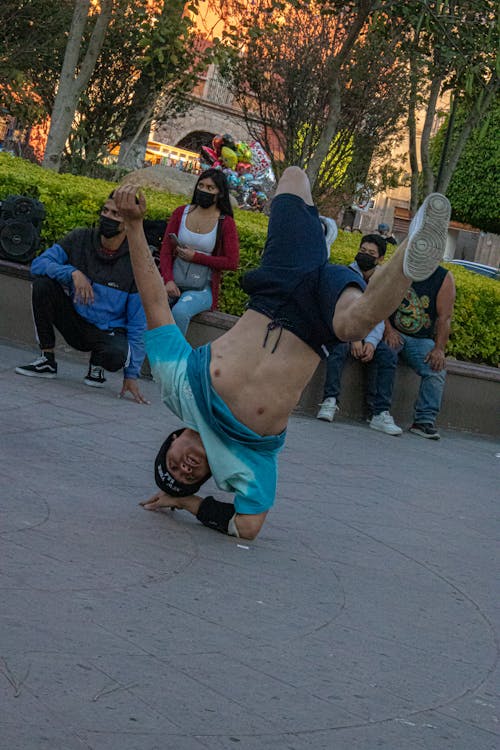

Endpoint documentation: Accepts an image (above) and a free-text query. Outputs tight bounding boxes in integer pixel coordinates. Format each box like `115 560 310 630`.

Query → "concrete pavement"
1 339 498 750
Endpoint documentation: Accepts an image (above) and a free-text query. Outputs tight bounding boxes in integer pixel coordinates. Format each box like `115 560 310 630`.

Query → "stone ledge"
188 308 500 384
1 258 498 436
0 258 33 281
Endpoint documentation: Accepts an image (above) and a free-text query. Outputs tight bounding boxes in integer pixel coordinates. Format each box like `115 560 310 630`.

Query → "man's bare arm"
114 185 174 330
140 490 267 540
426 272 456 371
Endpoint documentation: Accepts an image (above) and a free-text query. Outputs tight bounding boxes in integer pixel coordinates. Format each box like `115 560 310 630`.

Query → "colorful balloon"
236 142 253 163
236 162 252 175
222 134 236 151
212 135 223 154
221 146 238 170
201 146 218 164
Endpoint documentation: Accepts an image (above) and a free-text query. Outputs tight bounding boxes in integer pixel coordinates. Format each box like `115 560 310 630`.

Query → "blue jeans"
323 340 398 415
397 334 446 424
171 287 213 336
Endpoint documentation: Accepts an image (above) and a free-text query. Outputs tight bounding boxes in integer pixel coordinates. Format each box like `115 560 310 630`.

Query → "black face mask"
355 252 378 272
99 215 123 238
193 189 216 209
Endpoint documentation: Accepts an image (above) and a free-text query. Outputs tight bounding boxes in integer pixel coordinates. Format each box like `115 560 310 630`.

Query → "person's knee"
276 166 313 203
281 166 307 181
172 305 191 334
100 343 129 371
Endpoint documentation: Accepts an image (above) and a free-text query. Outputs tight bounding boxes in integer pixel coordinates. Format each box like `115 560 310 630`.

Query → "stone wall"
2 262 498 437
153 100 251 152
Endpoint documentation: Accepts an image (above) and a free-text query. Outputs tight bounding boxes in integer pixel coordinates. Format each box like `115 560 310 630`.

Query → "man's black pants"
32 277 129 371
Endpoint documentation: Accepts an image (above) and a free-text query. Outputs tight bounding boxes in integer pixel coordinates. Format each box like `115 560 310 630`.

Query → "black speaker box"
0 195 46 263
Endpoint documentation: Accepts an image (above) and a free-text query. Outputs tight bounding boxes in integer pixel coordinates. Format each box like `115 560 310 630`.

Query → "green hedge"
1 153 498 366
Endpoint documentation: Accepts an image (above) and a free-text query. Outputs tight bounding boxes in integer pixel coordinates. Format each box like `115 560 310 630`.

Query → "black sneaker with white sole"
409 422 440 440
15 355 57 379
84 364 106 387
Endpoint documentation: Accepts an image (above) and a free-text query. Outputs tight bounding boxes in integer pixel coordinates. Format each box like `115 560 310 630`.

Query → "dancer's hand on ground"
140 491 180 511
425 346 445 371
72 270 94 304
360 342 375 362
140 492 202 515
166 280 181 298
119 378 150 404
350 340 364 359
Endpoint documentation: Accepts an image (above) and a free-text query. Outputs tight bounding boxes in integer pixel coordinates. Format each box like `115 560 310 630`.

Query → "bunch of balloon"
200 134 275 211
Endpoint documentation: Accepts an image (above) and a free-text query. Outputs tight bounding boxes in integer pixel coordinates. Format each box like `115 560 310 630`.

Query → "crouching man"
16 193 148 402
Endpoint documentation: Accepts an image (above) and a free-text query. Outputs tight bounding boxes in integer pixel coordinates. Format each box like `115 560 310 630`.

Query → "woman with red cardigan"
159 168 239 335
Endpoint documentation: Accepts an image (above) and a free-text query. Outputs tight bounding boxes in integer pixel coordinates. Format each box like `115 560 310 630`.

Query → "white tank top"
178 205 218 255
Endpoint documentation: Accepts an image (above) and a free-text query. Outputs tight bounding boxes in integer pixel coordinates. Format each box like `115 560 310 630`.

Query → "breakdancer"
115 168 450 539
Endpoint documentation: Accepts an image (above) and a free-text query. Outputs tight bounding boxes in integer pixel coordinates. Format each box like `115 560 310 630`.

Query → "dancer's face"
166 429 210 486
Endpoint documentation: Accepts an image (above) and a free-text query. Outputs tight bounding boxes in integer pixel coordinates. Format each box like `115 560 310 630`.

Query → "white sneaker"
319 216 338 256
317 397 338 422
369 411 402 436
403 193 450 281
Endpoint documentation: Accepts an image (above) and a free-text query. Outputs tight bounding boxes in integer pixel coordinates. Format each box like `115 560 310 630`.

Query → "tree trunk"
305 2 374 188
420 73 443 197
407 61 420 213
305 75 342 188
436 79 499 193
117 0 186 170
116 75 155 170
42 0 113 172
117 116 153 171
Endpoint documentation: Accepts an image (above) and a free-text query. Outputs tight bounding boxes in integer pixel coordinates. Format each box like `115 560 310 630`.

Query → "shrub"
442 264 500 367
0 154 498 366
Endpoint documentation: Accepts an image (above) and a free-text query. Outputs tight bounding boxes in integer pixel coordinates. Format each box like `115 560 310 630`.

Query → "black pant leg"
89 329 129 372
32 277 128 371
32 276 86 350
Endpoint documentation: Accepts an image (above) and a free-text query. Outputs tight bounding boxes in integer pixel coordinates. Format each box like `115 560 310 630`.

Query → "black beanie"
154 429 211 497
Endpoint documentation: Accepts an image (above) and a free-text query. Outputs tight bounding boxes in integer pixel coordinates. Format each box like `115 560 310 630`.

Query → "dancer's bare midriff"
210 310 320 436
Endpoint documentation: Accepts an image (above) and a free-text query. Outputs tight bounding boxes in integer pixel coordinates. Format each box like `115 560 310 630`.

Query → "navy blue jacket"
31 228 146 378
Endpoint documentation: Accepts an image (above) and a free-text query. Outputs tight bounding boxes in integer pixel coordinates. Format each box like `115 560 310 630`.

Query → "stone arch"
176 130 215 153
153 103 252 153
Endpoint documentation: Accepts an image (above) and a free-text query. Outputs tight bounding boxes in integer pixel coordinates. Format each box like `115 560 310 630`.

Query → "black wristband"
196 496 236 534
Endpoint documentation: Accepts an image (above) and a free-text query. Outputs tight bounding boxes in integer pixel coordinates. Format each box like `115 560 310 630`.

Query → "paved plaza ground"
1 339 499 750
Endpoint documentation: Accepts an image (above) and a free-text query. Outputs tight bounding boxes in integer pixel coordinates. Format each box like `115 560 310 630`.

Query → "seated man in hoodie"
115 169 450 539
15 193 148 403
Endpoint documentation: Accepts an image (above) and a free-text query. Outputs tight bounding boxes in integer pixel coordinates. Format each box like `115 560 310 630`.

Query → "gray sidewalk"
1 339 498 750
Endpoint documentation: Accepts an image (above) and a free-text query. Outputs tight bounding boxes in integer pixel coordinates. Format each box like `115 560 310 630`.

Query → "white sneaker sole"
317 413 336 422
84 378 106 388
409 427 440 440
369 422 402 436
403 193 450 281
15 367 57 379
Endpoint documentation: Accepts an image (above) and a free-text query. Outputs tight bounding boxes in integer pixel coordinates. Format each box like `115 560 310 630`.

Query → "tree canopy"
431 96 500 233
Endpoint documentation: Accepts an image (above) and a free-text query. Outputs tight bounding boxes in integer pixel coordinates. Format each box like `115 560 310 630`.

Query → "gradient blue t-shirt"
145 325 285 514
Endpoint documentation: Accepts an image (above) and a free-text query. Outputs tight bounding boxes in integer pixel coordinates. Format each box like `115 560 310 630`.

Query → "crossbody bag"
173 216 224 291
